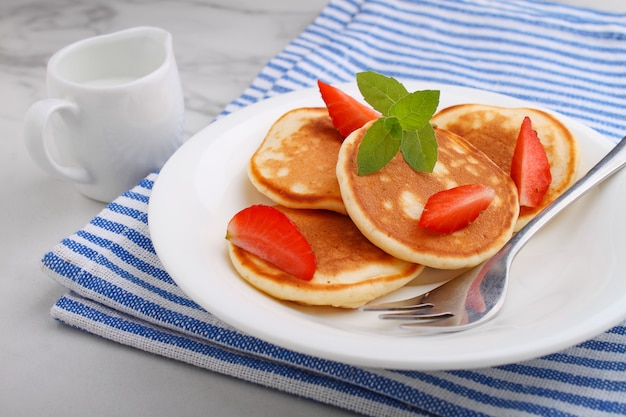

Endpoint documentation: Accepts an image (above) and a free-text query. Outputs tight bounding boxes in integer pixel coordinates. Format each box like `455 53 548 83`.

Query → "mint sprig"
355 71 440 175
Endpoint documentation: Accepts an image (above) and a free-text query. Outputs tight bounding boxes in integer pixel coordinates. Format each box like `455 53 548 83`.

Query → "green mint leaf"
399 124 438 173
357 117 401 175
383 116 403 139
353 70 439 175
356 71 409 114
388 90 440 130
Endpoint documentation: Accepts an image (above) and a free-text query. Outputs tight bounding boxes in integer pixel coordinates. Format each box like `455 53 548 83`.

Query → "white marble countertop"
2 0 625 416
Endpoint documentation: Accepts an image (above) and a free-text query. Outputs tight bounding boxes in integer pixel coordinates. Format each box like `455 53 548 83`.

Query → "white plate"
149 83 626 370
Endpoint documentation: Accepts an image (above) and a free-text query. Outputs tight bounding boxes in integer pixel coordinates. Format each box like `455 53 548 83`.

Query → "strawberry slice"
510 116 552 207
226 205 316 281
419 184 496 234
317 79 380 137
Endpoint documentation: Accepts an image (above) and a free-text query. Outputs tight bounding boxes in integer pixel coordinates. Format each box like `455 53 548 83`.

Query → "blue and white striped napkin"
42 1 626 416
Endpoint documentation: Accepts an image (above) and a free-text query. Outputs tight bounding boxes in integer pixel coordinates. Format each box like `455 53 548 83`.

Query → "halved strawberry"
510 116 552 207
226 205 316 281
317 79 380 137
418 184 496 234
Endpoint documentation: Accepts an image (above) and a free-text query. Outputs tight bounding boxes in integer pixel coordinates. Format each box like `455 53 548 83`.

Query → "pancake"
432 104 579 230
336 124 519 270
227 206 424 308
248 107 346 214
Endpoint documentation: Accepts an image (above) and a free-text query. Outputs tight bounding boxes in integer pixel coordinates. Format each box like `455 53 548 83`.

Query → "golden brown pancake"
248 107 346 214
432 104 579 230
336 124 519 270
227 206 424 308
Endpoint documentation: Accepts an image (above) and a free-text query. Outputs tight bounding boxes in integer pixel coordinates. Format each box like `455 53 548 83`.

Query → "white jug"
24 27 185 202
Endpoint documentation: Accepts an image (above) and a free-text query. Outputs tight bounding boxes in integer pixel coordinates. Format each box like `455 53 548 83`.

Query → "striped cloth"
42 1 626 416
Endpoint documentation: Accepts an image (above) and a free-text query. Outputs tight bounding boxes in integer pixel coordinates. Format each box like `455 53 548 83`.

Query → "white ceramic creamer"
24 27 185 202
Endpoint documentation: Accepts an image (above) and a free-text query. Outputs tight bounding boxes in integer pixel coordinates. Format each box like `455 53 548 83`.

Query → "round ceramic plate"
148 82 626 370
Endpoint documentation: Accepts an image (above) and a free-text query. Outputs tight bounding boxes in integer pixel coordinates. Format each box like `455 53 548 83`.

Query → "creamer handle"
23 99 91 183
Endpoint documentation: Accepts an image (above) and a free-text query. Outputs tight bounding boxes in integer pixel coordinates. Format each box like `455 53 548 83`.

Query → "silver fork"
361 136 626 333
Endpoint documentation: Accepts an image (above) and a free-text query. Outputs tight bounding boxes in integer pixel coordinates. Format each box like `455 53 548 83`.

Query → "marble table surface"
2 0 625 416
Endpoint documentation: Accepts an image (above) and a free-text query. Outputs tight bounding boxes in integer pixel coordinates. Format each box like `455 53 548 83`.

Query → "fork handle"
509 135 626 255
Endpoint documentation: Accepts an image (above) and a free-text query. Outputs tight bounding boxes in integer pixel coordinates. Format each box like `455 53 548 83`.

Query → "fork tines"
378 311 454 321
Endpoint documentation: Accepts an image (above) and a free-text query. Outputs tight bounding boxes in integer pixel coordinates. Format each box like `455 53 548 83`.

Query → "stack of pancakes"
229 103 579 308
